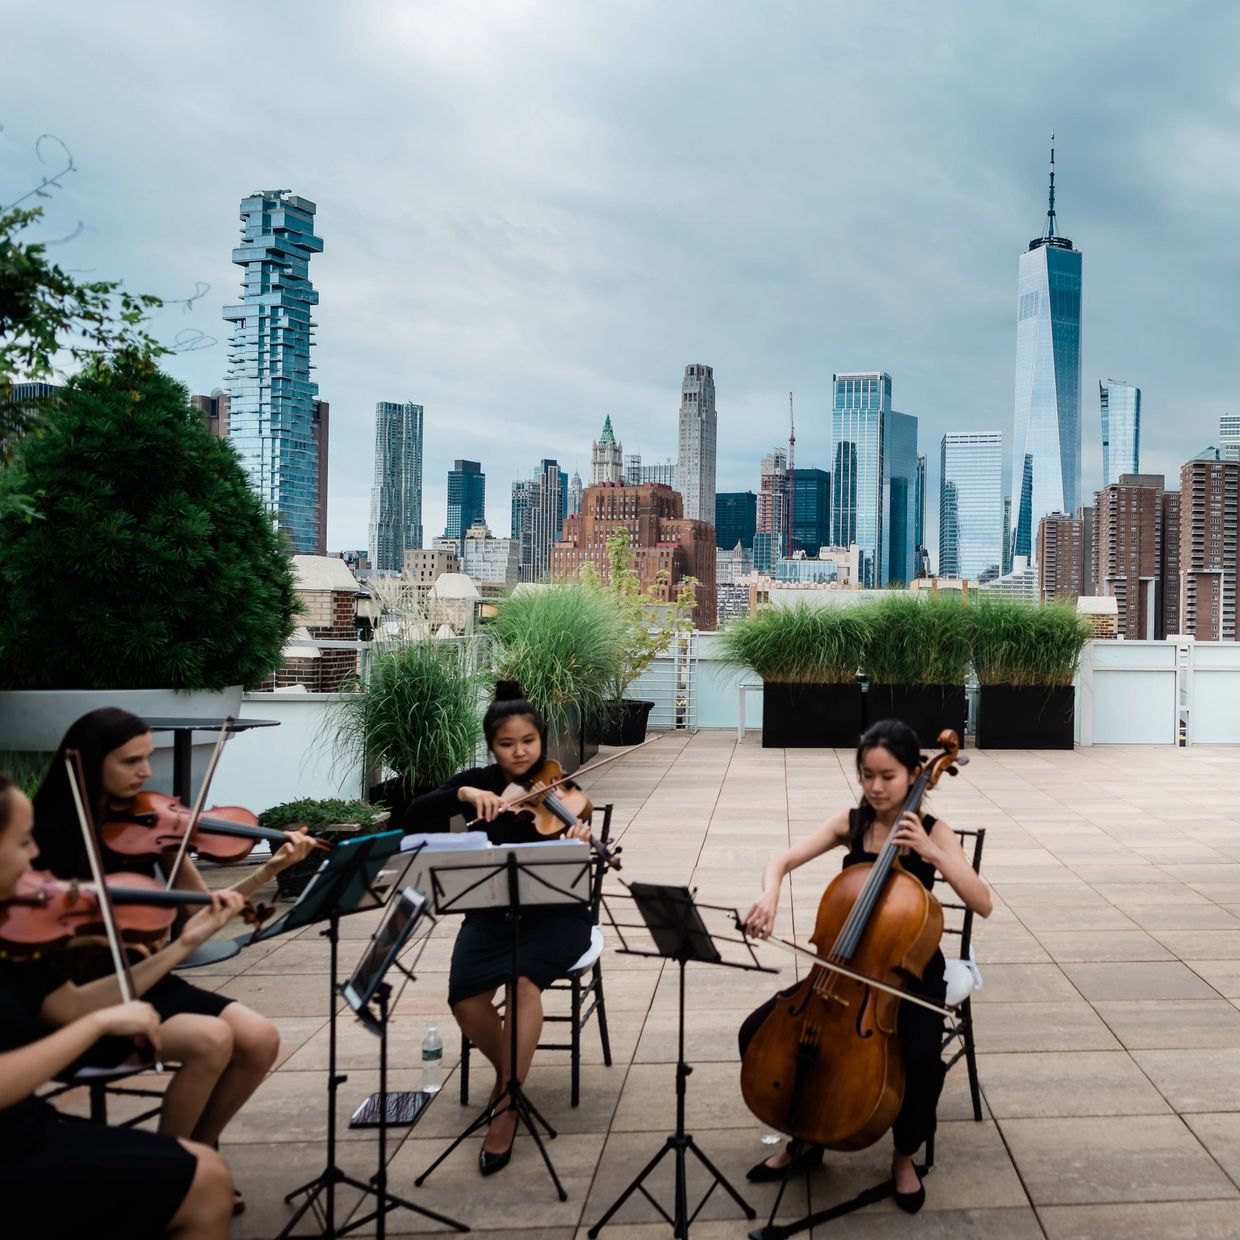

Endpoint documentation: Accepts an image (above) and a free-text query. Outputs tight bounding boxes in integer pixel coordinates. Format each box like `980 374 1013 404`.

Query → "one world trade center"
1010 141 1082 565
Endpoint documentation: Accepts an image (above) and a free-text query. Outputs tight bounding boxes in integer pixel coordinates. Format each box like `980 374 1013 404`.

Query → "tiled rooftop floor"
60 732 1240 1238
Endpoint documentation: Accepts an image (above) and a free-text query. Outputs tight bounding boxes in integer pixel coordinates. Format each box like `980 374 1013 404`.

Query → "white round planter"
0 686 244 796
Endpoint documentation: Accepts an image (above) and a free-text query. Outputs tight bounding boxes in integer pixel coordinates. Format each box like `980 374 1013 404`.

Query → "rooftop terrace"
59 732 1240 1238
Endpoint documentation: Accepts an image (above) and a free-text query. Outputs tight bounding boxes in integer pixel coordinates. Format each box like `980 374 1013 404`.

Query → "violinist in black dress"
404 681 593 1175
30 707 317 1207
739 720 992 1213
0 775 237 1239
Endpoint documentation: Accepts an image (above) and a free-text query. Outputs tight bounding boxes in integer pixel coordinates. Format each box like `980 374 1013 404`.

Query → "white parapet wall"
209 692 366 813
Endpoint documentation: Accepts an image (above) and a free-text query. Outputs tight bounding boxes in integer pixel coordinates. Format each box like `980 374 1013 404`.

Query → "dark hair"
0 775 13 838
32 708 151 878
849 719 924 849
482 680 546 763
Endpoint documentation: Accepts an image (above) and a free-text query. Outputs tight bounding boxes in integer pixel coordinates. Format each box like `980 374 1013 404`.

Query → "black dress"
406 765 593 1007
0 956 197 1239
738 810 948 1157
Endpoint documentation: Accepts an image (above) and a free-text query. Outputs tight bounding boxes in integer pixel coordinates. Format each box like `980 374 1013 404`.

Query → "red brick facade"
551 482 717 629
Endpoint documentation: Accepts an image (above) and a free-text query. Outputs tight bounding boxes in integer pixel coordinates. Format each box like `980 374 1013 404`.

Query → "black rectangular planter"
762 682 865 748
977 684 1075 749
867 685 967 749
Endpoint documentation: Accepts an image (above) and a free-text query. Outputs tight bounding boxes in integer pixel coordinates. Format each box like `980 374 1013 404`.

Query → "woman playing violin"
0 775 238 1238
740 720 991 1213
404 680 594 1176
30 707 317 1209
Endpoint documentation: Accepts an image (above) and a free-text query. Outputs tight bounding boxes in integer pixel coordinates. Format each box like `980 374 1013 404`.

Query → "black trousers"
738 971 947 1157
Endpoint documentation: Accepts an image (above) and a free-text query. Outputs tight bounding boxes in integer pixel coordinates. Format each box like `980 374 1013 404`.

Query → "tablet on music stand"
342 885 428 1020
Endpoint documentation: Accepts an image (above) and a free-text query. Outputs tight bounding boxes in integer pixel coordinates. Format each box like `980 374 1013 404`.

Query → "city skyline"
6 3 1238 555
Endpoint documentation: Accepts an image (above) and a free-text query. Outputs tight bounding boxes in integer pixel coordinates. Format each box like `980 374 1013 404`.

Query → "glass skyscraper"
1010 147 1082 566
1100 380 1140 485
939 432 1004 580
787 468 831 557
832 372 891 588
831 374 914 586
368 401 424 573
445 459 486 550
715 491 757 551
222 191 324 552
886 411 919 585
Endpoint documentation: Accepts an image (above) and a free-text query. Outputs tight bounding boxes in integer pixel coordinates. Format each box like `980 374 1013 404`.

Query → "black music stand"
333 886 468 1239
587 884 770 1240
261 831 417 1240
414 842 593 1202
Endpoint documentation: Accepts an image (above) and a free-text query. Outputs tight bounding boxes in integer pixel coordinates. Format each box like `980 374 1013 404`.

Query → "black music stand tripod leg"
416 851 572 1202
588 890 757 1239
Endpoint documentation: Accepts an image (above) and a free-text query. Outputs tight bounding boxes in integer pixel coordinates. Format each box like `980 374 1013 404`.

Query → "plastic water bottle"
421 1026 444 1094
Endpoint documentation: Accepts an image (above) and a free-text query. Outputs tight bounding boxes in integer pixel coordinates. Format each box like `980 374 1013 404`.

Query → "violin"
0 870 270 959
491 758 623 871
103 790 329 866
738 730 966 1151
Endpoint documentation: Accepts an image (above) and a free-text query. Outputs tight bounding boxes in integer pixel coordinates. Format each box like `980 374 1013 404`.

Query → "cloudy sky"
5 0 1239 558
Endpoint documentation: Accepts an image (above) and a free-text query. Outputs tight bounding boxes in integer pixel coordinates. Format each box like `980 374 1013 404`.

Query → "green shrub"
718 603 871 685
0 359 297 689
971 597 1090 687
329 639 484 796
862 594 973 686
258 797 387 836
491 584 626 733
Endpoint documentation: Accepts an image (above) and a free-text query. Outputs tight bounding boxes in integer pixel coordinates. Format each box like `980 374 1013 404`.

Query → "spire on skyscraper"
1045 132 1057 240
599 415 616 446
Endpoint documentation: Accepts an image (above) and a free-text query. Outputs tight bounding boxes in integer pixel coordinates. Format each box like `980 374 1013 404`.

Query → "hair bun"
494 679 526 702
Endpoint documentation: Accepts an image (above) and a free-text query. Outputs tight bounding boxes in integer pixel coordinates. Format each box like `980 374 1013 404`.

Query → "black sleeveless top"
843 808 945 995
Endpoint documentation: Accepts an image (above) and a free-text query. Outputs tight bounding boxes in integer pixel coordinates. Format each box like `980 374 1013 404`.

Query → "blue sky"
5 0 1238 557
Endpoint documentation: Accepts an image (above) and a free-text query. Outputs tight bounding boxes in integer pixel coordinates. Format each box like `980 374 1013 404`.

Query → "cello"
738 730 965 1151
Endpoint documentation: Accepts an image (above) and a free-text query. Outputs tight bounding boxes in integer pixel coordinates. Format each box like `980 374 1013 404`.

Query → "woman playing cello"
30 707 318 1210
0 775 238 1238
739 720 991 1212
403 680 594 1176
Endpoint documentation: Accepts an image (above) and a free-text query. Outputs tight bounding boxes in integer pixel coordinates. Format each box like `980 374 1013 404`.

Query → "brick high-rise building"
1161 490 1181 635
1094 474 1171 640
551 482 717 629
1179 449 1240 640
1036 511 1083 601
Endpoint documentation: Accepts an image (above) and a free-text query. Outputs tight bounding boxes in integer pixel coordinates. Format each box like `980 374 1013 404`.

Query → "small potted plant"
718 603 872 747
971 597 1090 749
581 528 697 746
863 594 972 746
258 797 390 899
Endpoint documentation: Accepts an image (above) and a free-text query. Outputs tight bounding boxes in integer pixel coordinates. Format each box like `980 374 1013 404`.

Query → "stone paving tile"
1060 960 1221 1002
977 1050 1170 1118
1002 1114 1237 1205
1131 1047 1240 1113
1039 1201 1240 1239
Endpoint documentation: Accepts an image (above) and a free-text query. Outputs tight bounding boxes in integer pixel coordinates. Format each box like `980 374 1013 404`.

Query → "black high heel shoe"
479 1106 516 1175
892 1164 925 1214
746 1140 824 1182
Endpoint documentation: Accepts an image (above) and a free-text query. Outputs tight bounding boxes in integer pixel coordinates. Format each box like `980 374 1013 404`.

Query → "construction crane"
786 391 796 557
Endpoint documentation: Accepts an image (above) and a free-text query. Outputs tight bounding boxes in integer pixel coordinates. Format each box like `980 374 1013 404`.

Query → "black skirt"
1 1108 196 1238
73 974 235 1072
449 907 592 1007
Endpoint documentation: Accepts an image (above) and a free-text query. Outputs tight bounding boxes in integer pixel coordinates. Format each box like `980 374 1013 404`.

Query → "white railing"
1076 639 1240 746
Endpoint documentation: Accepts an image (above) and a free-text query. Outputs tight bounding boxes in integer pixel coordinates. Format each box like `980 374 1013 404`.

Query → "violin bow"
65 749 162 1067
497 734 663 814
162 715 233 890
733 915 953 1019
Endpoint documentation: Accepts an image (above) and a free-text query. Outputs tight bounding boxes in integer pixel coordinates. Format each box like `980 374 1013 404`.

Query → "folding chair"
459 803 615 1108
926 825 986 1166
